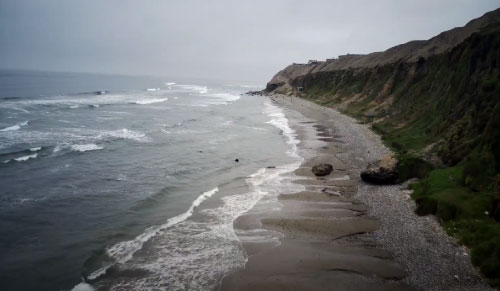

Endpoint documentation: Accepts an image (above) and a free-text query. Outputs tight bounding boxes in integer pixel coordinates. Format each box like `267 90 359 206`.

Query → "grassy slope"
293 23 500 287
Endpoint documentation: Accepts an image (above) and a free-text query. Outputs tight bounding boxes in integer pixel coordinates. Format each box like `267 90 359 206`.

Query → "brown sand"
219 96 415 291
219 95 493 291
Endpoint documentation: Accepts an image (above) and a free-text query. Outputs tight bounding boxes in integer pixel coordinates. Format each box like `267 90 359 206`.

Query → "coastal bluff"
262 7 500 289
266 8 500 95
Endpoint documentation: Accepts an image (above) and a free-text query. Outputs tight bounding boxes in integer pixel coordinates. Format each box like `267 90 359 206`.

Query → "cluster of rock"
360 155 398 184
310 157 398 184
246 91 265 96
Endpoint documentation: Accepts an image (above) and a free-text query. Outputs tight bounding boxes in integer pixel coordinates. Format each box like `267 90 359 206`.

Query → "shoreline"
220 95 492 291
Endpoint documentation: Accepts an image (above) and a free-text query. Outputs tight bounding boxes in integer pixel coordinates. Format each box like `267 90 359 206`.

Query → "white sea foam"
165 82 175 86
48 128 144 155
133 98 168 105
53 144 62 153
13 107 30 113
0 93 171 109
213 98 304 250
87 187 220 281
204 164 302 224
0 120 28 131
204 93 241 105
45 129 146 155
98 129 147 142
13 196 46 206
146 88 160 92
71 144 104 152
30 146 42 152
175 84 208 94
14 153 38 162
263 100 301 159
235 228 284 244
71 282 94 291
190 92 241 107
208 93 240 102
243 125 267 131
17 198 35 204
96 164 302 291
82 97 304 290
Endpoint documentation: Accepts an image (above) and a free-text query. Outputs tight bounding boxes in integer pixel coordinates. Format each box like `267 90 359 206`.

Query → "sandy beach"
220 95 492 291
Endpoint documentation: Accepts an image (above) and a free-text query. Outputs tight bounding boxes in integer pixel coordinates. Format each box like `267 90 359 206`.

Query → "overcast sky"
0 0 499 83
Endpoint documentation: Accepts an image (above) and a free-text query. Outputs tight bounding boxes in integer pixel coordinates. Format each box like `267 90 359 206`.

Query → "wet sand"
219 95 492 291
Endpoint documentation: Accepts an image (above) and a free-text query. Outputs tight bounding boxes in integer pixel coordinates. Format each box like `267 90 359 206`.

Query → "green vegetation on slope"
411 166 500 287
293 23 500 287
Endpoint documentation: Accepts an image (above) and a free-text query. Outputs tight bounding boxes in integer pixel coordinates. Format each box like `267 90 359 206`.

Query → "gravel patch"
275 95 493 291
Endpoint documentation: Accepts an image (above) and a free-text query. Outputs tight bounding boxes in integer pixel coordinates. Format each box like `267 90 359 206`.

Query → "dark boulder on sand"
361 155 398 184
312 164 333 176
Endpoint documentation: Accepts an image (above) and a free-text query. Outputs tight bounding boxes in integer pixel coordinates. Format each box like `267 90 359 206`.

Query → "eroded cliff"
265 8 500 287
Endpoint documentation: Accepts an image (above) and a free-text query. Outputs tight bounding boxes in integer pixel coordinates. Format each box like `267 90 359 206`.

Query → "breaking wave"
263 100 300 159
5 153 38 163
174 84 208 94
70 144 104 152
204 93 241 105
97 128 147 142
0 120 28 131
87 187 220 281
132 98 168 105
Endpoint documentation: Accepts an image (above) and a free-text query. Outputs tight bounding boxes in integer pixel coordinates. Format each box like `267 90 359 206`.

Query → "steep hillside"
265 8 500 287
266 8 500 93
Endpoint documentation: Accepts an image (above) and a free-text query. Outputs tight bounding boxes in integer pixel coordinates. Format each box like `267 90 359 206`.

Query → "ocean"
0 70 302 291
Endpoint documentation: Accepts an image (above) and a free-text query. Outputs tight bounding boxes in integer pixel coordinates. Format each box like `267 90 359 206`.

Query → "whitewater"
0 70 299 291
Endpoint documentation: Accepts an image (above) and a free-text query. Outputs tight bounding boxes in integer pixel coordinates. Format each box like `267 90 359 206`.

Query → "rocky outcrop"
311 164 333 176
360 155 399 184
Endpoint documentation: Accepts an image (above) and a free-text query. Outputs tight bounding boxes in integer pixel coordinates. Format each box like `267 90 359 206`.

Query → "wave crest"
87 187 219 280
132 98 168 105
7 153 38 163
98 129 147 142
70 144 104 152
0 120 29 132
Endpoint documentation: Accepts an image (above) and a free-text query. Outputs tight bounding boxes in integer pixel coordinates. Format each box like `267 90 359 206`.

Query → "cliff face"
265 9 500 286
266 8 500 168
267 8 500 93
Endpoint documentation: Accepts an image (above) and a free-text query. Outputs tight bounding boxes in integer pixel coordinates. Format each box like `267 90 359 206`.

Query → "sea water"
0 70 302 291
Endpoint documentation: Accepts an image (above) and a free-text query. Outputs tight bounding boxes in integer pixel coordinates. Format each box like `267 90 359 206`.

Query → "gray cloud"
0 0 498 83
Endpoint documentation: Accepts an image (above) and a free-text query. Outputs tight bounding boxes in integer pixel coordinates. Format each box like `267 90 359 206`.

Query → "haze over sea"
0 70 301 291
